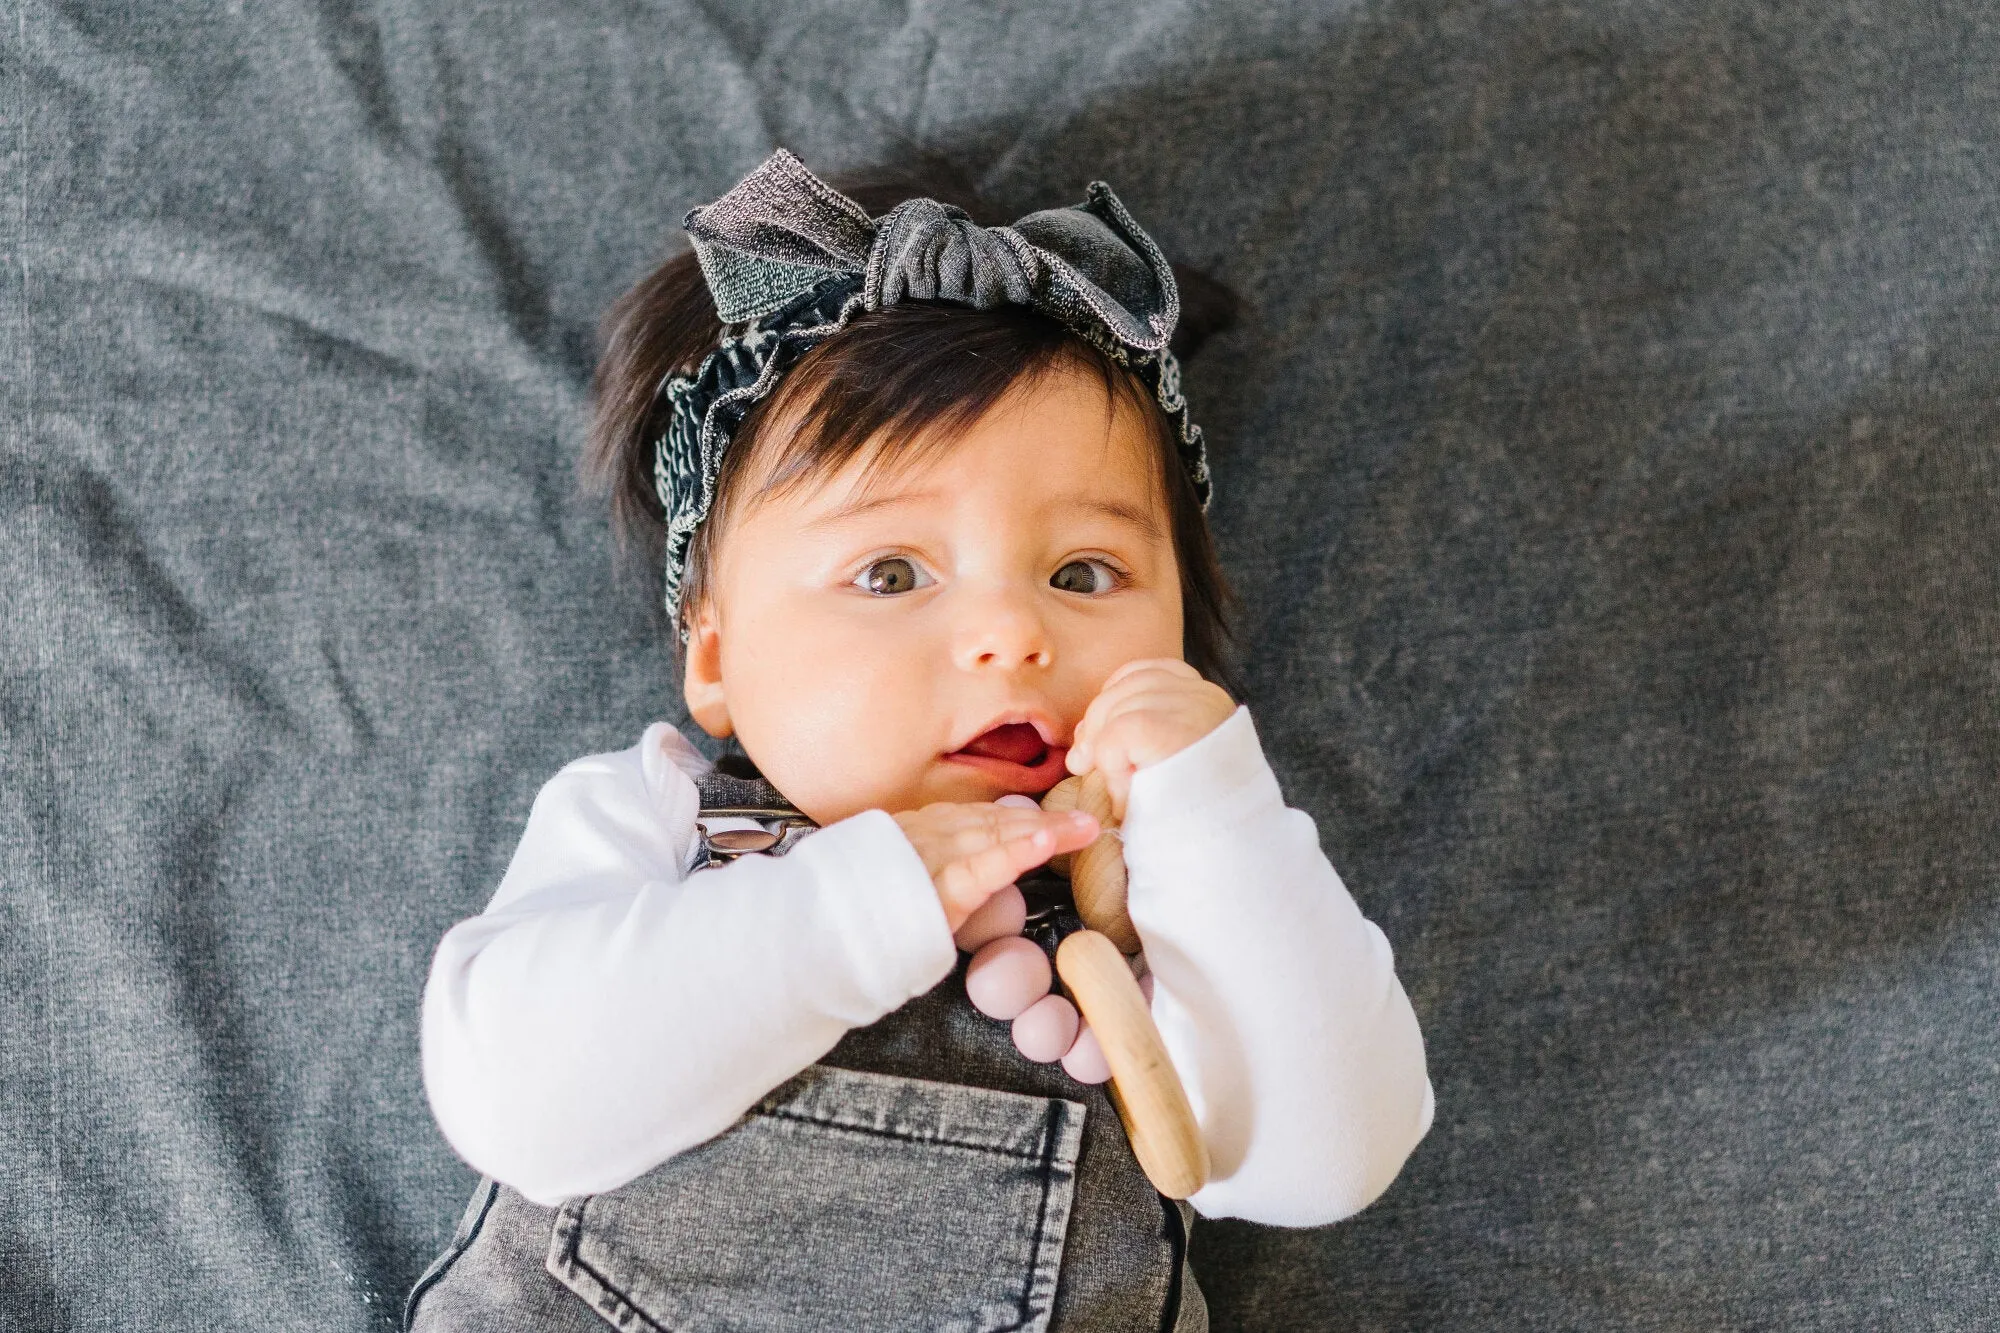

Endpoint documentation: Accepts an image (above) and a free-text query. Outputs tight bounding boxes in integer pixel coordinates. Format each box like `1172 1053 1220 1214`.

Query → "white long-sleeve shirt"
421 705 1434 1226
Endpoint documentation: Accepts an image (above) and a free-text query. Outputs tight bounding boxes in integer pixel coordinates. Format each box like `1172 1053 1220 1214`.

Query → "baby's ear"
681 606 734 738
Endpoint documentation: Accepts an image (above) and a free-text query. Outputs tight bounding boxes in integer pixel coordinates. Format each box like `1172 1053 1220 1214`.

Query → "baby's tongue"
959 723 1048 765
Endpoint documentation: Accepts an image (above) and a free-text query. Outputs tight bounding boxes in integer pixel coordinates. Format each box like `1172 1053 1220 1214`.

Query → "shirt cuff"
1121 705 1283 848
788 807 958 1010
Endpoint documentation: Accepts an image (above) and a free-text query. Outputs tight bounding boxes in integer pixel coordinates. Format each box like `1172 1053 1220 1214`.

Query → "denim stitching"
552 1200 676 1332
996 1099 1064 1333
402 1177 499 1330
753 1103 1060 1160
548 1106 1078 1333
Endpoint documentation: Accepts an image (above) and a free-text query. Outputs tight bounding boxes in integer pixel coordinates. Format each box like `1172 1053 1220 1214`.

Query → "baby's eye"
853 556 934 596
1050 559 1119 595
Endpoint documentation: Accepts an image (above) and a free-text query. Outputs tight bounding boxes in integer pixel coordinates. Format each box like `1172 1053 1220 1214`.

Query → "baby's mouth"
960 722 1050 765
946 722 1071 792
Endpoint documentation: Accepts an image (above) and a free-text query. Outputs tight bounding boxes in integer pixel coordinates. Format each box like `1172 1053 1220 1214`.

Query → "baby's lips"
956 720 1052 765
944 739 1072 794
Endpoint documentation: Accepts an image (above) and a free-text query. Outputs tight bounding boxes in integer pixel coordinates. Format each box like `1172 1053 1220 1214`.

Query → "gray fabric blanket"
6 1 1995 1327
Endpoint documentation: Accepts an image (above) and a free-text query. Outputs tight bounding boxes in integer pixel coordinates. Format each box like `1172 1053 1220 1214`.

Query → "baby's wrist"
1137 697 1239 770
1120 705 1278 839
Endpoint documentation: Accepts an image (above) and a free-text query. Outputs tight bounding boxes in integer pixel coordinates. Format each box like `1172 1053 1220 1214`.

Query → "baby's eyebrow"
801 488 943 530
801 489 1167 540
1074 498 1168 542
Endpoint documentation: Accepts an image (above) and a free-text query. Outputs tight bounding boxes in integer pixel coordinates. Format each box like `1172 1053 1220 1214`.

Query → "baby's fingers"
1068 661 1196 767
902 804 1101 929
934 820 1073 922
927 806 1089 854
938 832 1031 907
942 818 1076 898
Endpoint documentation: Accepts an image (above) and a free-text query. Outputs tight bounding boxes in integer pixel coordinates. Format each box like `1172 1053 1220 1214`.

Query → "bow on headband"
654 149 1210 626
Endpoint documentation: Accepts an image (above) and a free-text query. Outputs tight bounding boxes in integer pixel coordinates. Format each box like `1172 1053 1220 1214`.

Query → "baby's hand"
893 802 1099 934
1066 659 1235 817
955 792 1148 1085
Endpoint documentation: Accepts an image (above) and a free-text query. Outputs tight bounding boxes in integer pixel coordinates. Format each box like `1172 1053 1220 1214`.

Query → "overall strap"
693 767 799 814
692 767 818 867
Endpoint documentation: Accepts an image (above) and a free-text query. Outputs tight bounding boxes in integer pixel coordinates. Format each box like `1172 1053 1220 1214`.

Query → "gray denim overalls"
405 765 1208 1333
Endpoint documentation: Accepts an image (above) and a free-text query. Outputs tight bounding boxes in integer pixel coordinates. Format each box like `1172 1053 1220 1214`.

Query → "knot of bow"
683 149 1181 353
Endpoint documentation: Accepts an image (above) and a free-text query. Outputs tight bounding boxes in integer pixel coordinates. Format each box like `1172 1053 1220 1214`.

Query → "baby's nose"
951 594 1053 670
972 642 1052 669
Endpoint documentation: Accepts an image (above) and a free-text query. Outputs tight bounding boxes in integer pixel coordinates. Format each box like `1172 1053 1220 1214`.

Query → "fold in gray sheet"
5 1 1997 1328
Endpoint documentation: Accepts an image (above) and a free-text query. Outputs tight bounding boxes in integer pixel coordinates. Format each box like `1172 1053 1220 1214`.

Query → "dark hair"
581 159 1243 694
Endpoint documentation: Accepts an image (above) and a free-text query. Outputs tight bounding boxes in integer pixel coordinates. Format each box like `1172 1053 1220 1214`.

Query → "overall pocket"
545 1063 1087 1333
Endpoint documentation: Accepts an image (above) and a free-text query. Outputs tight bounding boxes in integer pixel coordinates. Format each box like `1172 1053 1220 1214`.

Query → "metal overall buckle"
1016 867 1085 960
694 806 818 867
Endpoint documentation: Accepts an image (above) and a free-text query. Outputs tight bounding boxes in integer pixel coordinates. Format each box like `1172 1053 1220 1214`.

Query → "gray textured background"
5 1 1997 1328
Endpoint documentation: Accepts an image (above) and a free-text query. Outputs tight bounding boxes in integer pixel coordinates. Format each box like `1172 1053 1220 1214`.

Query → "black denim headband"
654 148 1210 628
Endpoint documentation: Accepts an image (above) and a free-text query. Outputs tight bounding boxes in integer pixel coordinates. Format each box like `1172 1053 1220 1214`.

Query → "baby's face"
683 362 1184 826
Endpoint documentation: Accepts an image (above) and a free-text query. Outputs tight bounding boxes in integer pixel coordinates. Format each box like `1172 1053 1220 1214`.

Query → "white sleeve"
1119 705 1435 1227
419 724 958 1207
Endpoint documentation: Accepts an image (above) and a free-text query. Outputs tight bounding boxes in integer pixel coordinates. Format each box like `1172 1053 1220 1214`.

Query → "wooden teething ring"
1041 772 1211 1199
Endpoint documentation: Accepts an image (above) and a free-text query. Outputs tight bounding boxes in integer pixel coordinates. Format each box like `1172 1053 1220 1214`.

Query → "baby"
406 151 1433 1333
